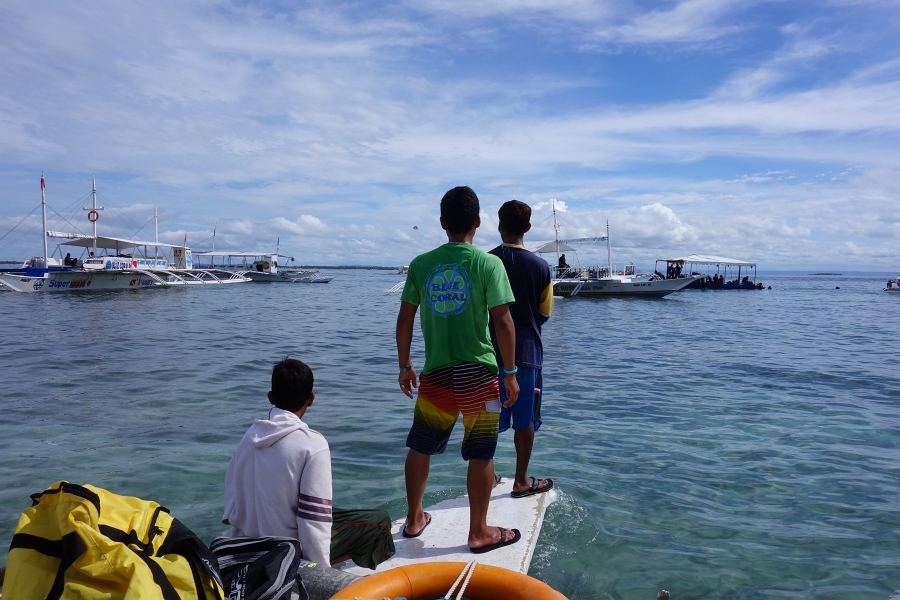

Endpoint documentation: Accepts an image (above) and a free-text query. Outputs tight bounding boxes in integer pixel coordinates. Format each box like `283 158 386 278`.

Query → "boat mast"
40 172 48 270
606 220 611 274
552 198 560 272
154 205 159 261
83 174 104 255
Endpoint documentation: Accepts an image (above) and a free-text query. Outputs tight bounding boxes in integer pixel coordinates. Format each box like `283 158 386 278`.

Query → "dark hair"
497 200 531 236
270 357 314 412
440 186 480 235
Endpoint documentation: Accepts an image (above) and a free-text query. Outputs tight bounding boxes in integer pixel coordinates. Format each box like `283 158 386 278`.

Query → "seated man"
223 358 395 569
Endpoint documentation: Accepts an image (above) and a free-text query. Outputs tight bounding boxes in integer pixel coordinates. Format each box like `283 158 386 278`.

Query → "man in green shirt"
396 186 522 553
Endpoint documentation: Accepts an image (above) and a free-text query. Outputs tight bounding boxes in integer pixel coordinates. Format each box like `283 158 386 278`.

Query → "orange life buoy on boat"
329 562 566 600
262 261 270 270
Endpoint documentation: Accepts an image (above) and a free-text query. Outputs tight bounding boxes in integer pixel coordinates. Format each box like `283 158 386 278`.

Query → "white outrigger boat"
195 251 334 283
0 176 250 293
885 276 900 293
538 201 700 298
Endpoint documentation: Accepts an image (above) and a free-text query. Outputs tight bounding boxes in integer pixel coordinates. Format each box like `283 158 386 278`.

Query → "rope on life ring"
329 562 566 600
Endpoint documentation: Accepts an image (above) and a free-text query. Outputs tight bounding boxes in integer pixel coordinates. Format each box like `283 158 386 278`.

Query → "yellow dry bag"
3 481 224 600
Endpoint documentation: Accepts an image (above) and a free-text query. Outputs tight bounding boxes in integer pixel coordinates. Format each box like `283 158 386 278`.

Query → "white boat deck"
338 478 556 577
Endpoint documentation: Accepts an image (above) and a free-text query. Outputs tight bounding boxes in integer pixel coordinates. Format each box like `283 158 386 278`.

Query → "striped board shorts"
406 362 501 461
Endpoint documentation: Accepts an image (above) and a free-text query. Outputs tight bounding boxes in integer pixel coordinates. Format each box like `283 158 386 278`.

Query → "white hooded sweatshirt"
223 407 332 565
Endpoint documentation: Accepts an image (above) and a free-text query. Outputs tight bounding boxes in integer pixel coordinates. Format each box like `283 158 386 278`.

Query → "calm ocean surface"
1 272 899 599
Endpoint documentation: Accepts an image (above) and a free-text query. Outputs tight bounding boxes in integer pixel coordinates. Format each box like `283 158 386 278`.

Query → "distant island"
808 272 842 276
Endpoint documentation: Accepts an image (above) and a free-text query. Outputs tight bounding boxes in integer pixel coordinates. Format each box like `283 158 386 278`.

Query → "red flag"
184 231 188 244
41 174 45 190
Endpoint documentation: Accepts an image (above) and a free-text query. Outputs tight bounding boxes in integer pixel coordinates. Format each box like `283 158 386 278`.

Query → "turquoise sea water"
1 272 899 599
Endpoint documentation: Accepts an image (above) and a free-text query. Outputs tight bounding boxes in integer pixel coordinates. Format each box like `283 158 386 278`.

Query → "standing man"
396 186 522 554
490 200 555 498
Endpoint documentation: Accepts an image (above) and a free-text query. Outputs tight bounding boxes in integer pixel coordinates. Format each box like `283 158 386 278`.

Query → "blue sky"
1 0 899 268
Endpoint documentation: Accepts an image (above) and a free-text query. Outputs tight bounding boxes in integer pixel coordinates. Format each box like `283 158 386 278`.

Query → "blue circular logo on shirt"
424 263 471 317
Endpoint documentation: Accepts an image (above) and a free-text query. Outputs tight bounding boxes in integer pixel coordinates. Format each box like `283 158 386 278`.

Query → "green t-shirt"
401 243 515 375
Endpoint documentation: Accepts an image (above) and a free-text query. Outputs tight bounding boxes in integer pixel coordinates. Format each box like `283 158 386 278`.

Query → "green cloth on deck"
330 507 395 570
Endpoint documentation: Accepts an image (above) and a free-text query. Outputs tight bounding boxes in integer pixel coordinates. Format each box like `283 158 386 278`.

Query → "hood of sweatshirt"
249 407 307 448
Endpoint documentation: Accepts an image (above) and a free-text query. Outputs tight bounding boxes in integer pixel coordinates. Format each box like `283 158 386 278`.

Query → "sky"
1 0 899 269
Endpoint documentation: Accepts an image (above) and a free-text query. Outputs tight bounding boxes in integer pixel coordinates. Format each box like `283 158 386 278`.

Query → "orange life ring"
262 261 270 270
330 562 567 600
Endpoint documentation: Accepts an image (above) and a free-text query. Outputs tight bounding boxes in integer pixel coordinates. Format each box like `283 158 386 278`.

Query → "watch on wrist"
399 365 413 372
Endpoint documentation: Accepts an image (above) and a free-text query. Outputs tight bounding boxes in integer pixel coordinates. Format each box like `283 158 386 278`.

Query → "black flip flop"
493 473 502 488
470 527 521 554
510 477 554 499
401 513 432 538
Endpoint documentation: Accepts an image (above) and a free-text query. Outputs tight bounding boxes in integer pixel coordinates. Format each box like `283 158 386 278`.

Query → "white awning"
48 232 184 250
533 241 577 253
657 254 756 267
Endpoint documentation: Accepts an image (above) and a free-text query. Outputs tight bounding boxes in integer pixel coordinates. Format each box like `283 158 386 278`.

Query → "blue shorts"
499 366 542 433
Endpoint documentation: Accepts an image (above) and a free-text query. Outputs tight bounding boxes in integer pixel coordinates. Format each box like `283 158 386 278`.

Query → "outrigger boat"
538 200 700 298
885 276 900 293
657 254 764 290
194 252 334 283
0 176 250 293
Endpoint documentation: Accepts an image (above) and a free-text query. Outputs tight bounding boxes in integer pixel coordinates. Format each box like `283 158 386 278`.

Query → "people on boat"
489 200 555 499
222 358 395 569
63 253 78 266
558 254 569 270
396 185 522 554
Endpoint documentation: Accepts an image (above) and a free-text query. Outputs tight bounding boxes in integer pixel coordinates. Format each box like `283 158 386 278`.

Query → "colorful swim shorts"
405 362 500 461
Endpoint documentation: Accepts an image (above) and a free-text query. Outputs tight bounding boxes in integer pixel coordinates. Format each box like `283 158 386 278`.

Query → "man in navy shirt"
489 200 555 498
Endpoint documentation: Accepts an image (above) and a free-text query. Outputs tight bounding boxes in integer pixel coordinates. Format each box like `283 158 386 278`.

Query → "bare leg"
512 424 535 494
468 457 506 548
404 449 431 535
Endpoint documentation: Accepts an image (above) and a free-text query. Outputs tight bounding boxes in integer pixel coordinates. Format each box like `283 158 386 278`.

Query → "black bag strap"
157 518 224 595
30 482 100 515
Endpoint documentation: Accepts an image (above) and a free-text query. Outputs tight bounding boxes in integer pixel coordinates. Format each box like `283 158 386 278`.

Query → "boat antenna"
212 220 217 254
552 198 560 274
83 173 104 255
40 172 49 271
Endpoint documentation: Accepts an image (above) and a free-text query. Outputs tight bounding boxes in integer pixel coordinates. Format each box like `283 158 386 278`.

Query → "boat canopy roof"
533 241 577 253
48 231 185 250
658 254 756 267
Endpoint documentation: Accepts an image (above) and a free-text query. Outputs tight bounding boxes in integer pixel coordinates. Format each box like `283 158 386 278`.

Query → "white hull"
0 269 249 293
553 275 701 297
885 287 900 293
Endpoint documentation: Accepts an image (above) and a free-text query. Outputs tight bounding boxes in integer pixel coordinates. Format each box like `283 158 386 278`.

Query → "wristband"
399 365 413 372
503 366 518 375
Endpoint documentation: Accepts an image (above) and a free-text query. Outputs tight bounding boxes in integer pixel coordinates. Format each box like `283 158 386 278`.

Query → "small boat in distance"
195 249 334 284
885 276 900 292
